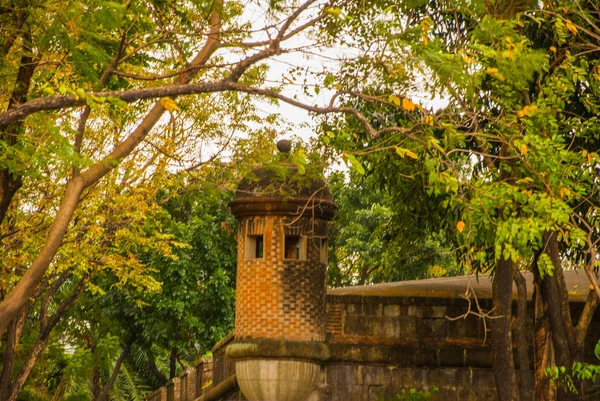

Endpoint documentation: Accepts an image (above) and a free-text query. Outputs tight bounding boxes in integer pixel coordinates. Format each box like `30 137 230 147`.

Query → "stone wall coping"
225 339 330 362
325 294 495 307
326 271 597 302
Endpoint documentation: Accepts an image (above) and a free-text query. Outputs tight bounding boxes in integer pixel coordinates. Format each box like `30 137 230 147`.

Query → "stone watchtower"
227 140 336 401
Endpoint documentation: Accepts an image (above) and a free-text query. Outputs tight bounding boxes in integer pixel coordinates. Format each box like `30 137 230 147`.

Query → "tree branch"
95 342 132 401
5 274 89 401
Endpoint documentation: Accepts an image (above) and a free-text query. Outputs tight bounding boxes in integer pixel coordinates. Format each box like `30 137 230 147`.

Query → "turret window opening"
320 238 328 264
246 235 264 260
284 235 306 260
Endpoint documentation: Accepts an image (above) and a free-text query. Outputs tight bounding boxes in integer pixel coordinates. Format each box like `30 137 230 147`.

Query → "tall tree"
317 0 600 399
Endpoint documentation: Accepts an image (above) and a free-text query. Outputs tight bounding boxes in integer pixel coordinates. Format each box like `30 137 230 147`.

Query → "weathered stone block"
382 319 401 338
179 368 195 401
383 305 401 317
416 318 448 338
357 365 390 386
368 385 390 401
415 349 438 366
465 348 493 368
398 317 417 338
438 348 465 366
147 387 166 401
431 306 448 318
425 367 458 388
363 302 383 317
415 306 433 318
390 367 416 390
346 304 358 314
327 364 354 389
165 378 180 401
344 316 374 336
470 368 496 390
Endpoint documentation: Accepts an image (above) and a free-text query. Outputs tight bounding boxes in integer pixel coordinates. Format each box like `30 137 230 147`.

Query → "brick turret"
227 139 336 401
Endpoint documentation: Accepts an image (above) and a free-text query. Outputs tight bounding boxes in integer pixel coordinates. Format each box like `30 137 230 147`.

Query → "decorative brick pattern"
325 303 344 338
235 215 328 341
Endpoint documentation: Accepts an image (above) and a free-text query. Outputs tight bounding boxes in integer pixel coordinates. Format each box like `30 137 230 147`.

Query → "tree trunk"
148 352 168 387
490 256 519 401
169 348 177 380
543 233 576 400
513 270 533 401
533 263 553 401
0 320 18 401
96 342 132 401
6 335 51 401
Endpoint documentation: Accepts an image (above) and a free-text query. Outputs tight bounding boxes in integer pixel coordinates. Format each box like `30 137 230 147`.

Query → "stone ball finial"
276 139 292 153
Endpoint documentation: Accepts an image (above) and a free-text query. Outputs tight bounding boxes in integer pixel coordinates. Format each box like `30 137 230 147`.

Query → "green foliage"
327 170 461 286
377 388 439 401
89 178 237 370
546 340 600 395
319 0 600 281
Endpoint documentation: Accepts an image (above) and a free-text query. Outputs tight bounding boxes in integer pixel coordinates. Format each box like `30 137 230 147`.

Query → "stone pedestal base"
236 359 320 401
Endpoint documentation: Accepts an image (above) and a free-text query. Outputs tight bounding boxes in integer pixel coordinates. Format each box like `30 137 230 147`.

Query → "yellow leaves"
517 105 538 118
388 95 417 112
424 115 434 126
503 49 515 58
160 97 180 112
324 7 342 17
75 88 87 99
486 67 505 81
405 150 418 159
324 7 352 20
550 46 557 53
90 225 104 234
594 65 600 81
420 17 433 45
462 54 475 65
520 144 528 155
402 98 416 111
516 177 534 185
559 187 570 198
388 64 406 79
428 265 447 278
388 94 401 106
565 19 577 35
395 146 418 159
456 220 465 233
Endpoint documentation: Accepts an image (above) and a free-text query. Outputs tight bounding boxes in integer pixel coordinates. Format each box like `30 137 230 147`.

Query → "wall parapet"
146 353 229 401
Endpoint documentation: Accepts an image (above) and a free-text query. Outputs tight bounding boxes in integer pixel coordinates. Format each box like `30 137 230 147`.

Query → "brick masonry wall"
235 215 328 341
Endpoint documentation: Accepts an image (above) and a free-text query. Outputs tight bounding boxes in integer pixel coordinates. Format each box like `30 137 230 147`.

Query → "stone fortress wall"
147 288 600 401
